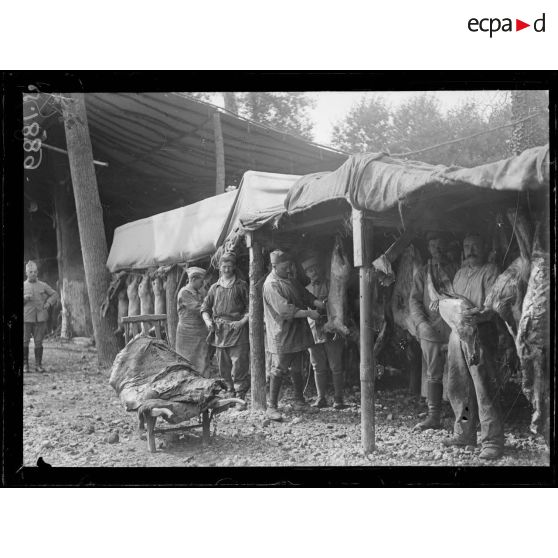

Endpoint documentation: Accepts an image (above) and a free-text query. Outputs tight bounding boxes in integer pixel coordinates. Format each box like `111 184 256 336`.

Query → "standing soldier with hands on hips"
23 260 58 373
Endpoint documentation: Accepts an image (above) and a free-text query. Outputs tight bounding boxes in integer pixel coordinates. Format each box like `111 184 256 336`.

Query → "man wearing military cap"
409 231 458 430
262 250 326 421
301 252 347 410
201 252 250 399
23 260 58 373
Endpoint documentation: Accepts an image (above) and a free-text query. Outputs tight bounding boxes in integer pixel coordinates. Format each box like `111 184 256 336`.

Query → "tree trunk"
61 93 119 367
223 92 238 114
213 112 226 194
165 266 179 350
511 90 535 155
247 233 266 410
53 177 93 338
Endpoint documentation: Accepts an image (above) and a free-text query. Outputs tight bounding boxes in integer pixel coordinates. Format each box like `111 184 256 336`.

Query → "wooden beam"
213 112 226 194
352 208 375 454
247 232 267 410
165 266 179 350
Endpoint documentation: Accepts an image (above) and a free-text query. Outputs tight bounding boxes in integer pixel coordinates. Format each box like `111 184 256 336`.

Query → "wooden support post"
61 93 120 367
352 209 375 454
213 112 226 194
202 410 211 445
247 232 267 410
165 266 179 350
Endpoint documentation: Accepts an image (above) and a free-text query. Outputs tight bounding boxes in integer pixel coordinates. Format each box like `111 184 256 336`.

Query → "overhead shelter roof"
240 145 550 233
25 92 348 230
106 190 238 272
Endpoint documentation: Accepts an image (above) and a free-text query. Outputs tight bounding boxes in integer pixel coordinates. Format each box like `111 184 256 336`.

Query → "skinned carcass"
152 273 166 315
126 274 141 337
426 270 480 366
109 336 244 452
138 271 154 334
324 236 352 337
484 208 533 338
391 244 423 339
516 243 550 443
116 287 129 336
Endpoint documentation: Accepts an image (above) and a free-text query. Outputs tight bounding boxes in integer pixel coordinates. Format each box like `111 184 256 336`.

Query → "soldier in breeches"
442 234 504 460
410 233 458 429
262 250 325 421
301 254 347 410
23 260 58 373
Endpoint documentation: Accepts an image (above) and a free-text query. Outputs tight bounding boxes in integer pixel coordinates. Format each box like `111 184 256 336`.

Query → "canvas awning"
284 145 550 220
106 190 238 272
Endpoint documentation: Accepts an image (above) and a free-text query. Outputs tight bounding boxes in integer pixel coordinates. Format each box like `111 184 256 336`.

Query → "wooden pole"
165 265 179 350
61 92 120 367
213 112 226 195
352 209 375 454
247 232 267 410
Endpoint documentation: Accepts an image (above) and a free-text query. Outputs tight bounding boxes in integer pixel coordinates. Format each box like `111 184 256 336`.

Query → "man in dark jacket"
409 232 458 429
262 250 325 421
24 260 58 373
201 252 250 399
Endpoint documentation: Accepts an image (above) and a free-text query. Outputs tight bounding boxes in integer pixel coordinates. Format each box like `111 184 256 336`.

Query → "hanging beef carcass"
391 244 423 339
324 236 352 337
116 286 129 336
516 240 550 443
152 272 166 315
426 269 480 366
126 274 142 337
138 271 154 334
484 208 533 338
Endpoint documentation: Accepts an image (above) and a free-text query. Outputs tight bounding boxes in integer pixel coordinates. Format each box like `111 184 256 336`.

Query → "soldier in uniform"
23 260 58 373
410 232 458 429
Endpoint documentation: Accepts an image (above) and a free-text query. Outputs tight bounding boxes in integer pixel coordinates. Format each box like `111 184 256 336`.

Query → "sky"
205 90 511 146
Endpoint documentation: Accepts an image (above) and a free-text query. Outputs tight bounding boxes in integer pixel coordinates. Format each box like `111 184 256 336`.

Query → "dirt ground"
22 340 549 468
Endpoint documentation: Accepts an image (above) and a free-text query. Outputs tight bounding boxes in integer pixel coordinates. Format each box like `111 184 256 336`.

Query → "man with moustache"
410 232 458 430
442 233 503 460
262 250 325 421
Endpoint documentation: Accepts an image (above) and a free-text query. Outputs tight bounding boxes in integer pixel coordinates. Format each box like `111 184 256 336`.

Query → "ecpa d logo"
468 13 546 37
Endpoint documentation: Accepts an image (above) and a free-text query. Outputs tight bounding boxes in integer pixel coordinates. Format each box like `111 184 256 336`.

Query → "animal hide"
427 270 480 366
324 236 351 337
115 288 129 335
391 244 422 338
126 274 141 336
109 336 226 411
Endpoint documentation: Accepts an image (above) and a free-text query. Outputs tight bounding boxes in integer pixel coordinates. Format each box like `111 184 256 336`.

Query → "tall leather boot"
332 373 348 410
23 346 30 373
266 375 283 421
415 381 443 430
35 347 45 373
291 371 307 411
312 371 329 408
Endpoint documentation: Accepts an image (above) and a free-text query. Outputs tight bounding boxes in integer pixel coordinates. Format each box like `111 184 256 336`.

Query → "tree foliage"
331 92 548 167
236 92 316 140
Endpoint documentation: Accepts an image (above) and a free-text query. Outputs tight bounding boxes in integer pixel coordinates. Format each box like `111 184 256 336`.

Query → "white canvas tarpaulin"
224 171 301 236
106 190 238 272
